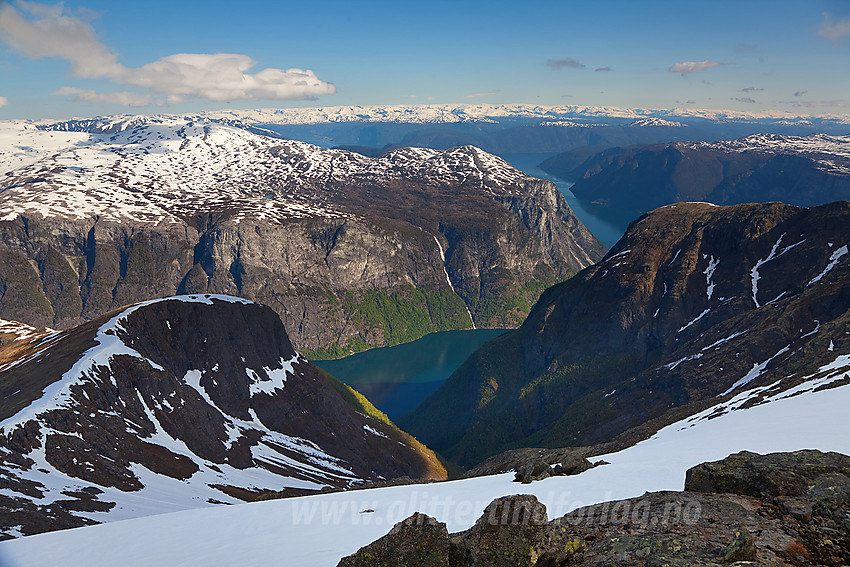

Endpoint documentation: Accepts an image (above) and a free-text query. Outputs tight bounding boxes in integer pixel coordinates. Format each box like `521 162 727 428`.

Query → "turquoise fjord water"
498 153 626 249
313 328 508 420
312 154 625 421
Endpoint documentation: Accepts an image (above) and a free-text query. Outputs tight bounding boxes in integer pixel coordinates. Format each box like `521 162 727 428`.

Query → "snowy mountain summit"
0 295 445 537
1 116 529 225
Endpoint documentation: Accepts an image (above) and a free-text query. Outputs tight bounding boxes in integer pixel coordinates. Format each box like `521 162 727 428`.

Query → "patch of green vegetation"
0 254 54 319
347 287 472 346
323 368 448 480
304 336 373 363
470 270 565 328
309 286 474 359
431 348 646 466
324 368 392 426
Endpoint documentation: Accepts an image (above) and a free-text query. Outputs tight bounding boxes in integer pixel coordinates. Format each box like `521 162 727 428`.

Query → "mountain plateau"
541 133 850 220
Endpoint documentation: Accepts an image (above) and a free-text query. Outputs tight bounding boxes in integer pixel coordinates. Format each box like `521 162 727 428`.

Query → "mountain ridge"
540 133 850 218
400 200 850 466
0 294 446 537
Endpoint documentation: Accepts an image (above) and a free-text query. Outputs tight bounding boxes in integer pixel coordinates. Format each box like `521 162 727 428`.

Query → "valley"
314 328 508 420
498 153 628 248
401 200 850 466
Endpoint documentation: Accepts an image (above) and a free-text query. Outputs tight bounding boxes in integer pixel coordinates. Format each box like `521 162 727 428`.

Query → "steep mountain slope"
541 134 850 217
0 117 604 354
3 357 849 566
401 201 850 466
0 295 445 538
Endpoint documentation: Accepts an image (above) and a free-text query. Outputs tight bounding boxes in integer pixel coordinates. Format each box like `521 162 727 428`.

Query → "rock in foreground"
339 450 850 566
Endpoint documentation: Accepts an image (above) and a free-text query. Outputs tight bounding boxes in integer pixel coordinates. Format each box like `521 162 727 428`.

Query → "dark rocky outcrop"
685 450 850 499
338 513 451 567
448 495 548 567
338 450 850 566
0 296 446 538
401 201 850 466
513 455 601 484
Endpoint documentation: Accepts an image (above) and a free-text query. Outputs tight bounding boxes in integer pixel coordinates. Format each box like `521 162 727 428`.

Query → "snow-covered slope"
0 117 529 225
0 295 445 537
1 356 847 567
0 320 52 345
627 118 685 127
692 133 850 174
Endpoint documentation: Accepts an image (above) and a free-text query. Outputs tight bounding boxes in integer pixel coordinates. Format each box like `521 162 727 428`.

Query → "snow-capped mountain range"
194 103 850 126
542 132 850 216
0 114 603 351
0 117 528 225
692 133 850 175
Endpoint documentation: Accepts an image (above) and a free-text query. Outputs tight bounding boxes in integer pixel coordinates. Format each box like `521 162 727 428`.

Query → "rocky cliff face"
0 295 445 538
0 117 604 355
541 133 850 218
400 201 850 466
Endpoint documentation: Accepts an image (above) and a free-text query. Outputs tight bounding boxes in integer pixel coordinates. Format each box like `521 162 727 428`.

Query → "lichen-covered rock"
723 530 758 562
449 495 547 567
337 513 449 567
347 451 850 567
685 450 850 498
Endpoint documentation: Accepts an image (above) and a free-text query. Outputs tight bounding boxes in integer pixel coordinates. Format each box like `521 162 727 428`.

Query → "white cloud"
0 96 7 108
794 89 808 97
669 60 726 77
54 87 157 107
125 53 334 102
0 1 123 78
464 92 496 98
818 12 850 45
0 1 336 105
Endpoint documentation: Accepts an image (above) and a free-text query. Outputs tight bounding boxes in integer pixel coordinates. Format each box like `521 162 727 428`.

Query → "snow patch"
808 245 848 285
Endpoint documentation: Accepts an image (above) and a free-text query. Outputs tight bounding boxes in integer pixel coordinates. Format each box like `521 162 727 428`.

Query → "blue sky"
0 0 848 120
